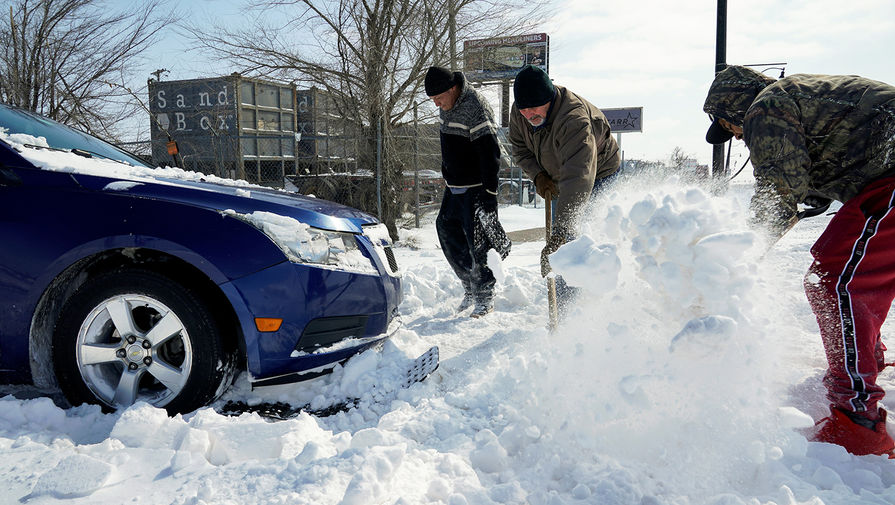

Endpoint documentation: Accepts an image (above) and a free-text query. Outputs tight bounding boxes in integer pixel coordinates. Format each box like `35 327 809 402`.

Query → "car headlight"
222 209 378 274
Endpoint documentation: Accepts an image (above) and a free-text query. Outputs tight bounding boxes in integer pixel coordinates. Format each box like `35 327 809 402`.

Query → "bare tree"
669 146 691 171
0 0 177 141
186 0 548 238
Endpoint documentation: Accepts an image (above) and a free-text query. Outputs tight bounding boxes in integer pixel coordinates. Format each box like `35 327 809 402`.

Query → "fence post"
376 117 382 219
413 103 421 228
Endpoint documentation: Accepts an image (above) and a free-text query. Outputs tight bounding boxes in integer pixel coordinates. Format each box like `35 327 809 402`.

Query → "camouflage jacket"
704 66 895 234
509 85 619 229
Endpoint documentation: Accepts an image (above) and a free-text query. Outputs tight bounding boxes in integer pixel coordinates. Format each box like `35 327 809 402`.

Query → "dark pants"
437 187 495 303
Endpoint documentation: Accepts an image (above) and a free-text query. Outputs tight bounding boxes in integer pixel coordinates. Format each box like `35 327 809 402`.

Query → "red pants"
805 177 895 418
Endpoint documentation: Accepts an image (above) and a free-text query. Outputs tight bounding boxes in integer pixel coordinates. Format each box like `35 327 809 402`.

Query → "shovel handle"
545 195 558 331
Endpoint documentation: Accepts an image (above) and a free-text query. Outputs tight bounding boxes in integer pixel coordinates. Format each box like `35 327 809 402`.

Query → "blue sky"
128 0 895 167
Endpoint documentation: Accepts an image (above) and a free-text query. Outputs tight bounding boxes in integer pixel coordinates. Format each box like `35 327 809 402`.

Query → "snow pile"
460 179 796 503
548 235 620 293
1 176 895 505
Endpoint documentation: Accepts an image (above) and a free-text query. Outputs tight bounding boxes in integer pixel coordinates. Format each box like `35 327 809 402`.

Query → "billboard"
602 107 643 133
463 33 549 81
148 77 239 165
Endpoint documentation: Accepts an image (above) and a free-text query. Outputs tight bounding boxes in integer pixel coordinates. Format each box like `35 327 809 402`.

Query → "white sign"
602 107 643 133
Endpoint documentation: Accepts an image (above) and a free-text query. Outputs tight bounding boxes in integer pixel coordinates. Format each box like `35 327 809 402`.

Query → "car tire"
53 268 236 414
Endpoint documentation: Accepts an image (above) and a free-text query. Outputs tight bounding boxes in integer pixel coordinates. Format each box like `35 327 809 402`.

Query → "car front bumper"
221 258 402 382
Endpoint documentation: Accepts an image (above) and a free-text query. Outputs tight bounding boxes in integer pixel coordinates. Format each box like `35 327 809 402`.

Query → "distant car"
0 103 402 414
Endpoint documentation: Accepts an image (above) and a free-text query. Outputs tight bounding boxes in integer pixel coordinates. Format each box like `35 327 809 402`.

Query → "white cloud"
537 0 895 165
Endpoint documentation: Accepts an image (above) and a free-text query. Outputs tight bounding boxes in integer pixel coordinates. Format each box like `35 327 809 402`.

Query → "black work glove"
534 172 558 200
799 194 832 219
476 190 498 213
540 232 565 277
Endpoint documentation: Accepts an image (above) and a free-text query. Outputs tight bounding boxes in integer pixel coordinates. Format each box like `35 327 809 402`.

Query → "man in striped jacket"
704 64 895 457
426 66 503 318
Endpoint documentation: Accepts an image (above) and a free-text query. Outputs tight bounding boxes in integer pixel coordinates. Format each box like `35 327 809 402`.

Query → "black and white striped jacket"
438 74 500 194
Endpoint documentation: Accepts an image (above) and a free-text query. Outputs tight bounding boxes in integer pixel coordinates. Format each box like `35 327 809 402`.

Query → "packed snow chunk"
426 477 453 501
693 230 756 265
628 194 658 225
499 277 531 308
669 315 738 355
590 469 643 504
0 396 67 432
26 454 113 499
338 448 406 505
340 348 381 391
777 407 815 430
110 402 188 449
489 481 527 503
497 422 540 456
811 465 845 491
487 249 505 283
103 181 142 192
572 483 592 499
350 427 403 450
470 429 510 468
469 438 508 474
550 235 620 293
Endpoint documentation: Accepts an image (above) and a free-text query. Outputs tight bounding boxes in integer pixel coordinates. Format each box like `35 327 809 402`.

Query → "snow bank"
2 174 894 505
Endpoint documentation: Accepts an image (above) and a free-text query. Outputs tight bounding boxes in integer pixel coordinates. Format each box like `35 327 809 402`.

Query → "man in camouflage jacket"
704 65 895 457
509 65 620 313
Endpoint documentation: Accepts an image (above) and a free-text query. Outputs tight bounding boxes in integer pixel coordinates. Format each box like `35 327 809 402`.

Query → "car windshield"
0 104 151 168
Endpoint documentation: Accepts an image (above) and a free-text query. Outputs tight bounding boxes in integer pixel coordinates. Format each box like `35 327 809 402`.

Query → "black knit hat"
513 65 555 108
425 66 461 96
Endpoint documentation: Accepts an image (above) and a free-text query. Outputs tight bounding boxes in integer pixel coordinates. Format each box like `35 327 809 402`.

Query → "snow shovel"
761 198 833 259
545 195 559 332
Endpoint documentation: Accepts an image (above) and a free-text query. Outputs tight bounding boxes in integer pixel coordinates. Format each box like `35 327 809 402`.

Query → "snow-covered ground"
2 173 895 505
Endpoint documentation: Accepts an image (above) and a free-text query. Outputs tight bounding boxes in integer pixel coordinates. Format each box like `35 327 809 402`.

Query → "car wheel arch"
29 247 245 393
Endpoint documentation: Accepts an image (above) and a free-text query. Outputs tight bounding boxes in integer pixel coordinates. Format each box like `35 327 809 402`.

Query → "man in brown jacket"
509 65 620 311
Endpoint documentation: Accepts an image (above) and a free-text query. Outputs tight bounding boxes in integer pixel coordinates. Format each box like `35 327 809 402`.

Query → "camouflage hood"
703 65 777 126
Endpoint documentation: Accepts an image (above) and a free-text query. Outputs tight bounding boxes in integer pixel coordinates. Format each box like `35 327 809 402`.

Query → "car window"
0 104 151 168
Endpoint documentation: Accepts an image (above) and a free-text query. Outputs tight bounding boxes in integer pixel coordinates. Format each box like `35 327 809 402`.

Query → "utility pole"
448 0 457 71
150 68 168 82
712 0 728 184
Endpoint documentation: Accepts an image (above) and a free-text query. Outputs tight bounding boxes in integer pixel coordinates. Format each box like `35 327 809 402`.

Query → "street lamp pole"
712 0 728 184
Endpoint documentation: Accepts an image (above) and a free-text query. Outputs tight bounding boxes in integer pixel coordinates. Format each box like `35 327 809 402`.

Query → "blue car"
0 103 402 414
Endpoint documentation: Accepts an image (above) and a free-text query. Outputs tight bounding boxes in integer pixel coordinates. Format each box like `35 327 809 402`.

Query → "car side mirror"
0 166 22 186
